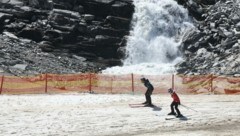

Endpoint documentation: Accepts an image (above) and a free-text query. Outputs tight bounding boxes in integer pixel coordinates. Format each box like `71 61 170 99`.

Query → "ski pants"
170 101 181 115
145 89 153 105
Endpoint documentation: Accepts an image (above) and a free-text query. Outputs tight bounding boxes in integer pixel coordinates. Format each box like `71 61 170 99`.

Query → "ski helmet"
168 88 173 93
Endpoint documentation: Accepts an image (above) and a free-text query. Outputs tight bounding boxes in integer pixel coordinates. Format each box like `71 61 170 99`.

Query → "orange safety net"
91 74 132 94
47 73 90 93
0 74 239 94
174 74 212 94
1 75 46 94
213 76 240 94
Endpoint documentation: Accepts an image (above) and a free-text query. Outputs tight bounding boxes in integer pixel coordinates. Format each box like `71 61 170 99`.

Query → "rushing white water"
102 0 193 75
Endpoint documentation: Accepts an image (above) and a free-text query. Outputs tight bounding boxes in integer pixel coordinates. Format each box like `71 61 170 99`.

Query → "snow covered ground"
0 93 240 136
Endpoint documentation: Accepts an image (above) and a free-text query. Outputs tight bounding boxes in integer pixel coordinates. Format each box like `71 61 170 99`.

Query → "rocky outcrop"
177 0 240 76
0 0 134 76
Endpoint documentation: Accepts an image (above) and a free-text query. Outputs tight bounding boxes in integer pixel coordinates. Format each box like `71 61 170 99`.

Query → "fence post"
45 74 48 93
131 73 134 94
110 77 113 94
172 74 175 90
210 74 213 94
0 75 4 94
89 73 92 93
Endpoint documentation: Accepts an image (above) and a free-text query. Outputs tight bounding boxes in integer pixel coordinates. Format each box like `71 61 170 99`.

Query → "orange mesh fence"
1 75 46 94
213 76 240 94
174 74 212 94
0 74 239 94
47 74 90 93
91 74 133 94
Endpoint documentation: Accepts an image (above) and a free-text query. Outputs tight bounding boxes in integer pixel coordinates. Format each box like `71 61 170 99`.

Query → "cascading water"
102 0 193 75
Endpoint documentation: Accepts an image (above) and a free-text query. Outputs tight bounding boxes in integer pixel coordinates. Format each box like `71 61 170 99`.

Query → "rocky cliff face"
0 0 134 76
176 0 240 76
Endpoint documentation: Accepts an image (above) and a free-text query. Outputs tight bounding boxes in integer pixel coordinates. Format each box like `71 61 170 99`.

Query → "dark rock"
52 9 80 19
186 0 205 20
39 44 54 52
83 14 95 22
4 22 26 32
89 26 128 37
28 0 53 10
81 0 112 17
182 29 204 44
0 12 13 32
105 16 131 29
17 27 43 42
95 35 121 47
97 58 122 67
119 35 128 47
117 46 126 59
73 5 84 13
221 38 237 49
110 1 134 18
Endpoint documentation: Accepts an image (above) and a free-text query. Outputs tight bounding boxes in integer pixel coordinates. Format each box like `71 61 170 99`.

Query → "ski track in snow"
0 94 240 136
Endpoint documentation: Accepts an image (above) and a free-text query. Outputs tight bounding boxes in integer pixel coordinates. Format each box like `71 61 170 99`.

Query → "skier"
141 77 154 107
167 88 183 118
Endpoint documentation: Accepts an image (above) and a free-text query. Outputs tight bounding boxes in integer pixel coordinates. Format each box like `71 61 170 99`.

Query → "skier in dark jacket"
141 78 154 107
168 88 183 118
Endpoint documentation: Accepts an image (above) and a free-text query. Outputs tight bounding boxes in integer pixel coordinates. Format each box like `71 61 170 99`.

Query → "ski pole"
180 104 198 112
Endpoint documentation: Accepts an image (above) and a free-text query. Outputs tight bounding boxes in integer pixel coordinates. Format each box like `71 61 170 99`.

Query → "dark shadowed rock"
17 27 43 42
89 26 128 37
117 46 126 59
28 0 53 10
105 16 131 29
95 35 121 47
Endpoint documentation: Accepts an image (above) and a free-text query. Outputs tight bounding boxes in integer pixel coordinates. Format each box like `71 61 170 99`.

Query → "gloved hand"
178 102 181 105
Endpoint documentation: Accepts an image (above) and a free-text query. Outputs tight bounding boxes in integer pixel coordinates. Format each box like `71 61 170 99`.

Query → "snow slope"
0 94 240 136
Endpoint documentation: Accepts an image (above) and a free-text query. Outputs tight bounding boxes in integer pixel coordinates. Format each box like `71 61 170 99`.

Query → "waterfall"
102 0 193 75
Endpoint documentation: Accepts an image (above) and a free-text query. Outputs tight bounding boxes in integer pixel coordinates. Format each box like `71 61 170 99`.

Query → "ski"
129 104 146 108
165 115 189 121
129 103 145 105
165 117 176 120
129 104 157 108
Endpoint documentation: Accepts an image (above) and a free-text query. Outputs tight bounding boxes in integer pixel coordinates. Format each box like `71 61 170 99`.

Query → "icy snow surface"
0 94 240 136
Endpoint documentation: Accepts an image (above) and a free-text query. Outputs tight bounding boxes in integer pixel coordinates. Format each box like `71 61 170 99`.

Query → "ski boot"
167 112 176 115
144 103 154 107
176 114 183 118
